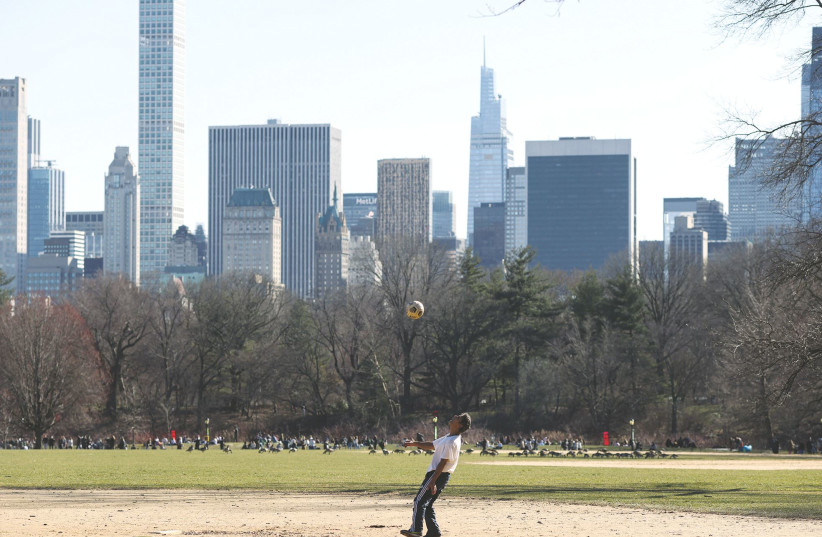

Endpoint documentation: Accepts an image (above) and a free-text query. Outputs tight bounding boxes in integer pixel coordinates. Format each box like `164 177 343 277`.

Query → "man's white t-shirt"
427 434 462 474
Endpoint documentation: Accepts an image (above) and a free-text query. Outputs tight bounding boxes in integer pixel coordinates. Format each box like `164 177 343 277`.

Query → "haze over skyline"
1 0 811 241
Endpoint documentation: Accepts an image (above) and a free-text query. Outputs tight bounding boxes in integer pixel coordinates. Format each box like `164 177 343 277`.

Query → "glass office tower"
27 162 65 257
432 190 455 239
467 58 512 245
728 138 801 241
0 77 28 289
527 138 636 272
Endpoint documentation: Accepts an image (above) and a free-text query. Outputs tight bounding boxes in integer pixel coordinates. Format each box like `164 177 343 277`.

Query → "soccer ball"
406 301 425 320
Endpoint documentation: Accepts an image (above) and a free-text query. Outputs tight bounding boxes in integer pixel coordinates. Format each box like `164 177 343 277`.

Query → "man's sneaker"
400 531 422 537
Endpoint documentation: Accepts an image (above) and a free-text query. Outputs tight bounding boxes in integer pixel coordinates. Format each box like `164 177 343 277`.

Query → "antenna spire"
483 37 486 68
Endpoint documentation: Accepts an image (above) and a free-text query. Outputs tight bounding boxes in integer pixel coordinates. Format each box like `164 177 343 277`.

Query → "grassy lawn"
1 446 821 518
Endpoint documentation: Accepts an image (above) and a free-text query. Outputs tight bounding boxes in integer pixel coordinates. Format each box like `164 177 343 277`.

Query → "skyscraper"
473 202 506 268
467 55 512 245
694 199 731 241
44 231 85 271
0 77 28 289
728 138 801 241
104 147 140 284
138 0 185 279
505 166 527 253
27 116 40 169
27 162 65 258
343 192 377 239
663 197 704 258
527 138 636 272
66 211 104 259
208 121 341 297
221 188 281 284
376 158 430 247
669 215 708 278
432 190 455 239
802 27 822 221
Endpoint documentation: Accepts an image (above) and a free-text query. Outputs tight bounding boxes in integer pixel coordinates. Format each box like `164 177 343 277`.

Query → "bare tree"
418 282 505 413
0 299 101 448
73 275 150 421
559 316 623 432
141 279 194 433
312 284 381 415
637 244 703 435
373 237 456 413
718 1 822 36
484 0 565 17
716 1 822 217
187 273 288 424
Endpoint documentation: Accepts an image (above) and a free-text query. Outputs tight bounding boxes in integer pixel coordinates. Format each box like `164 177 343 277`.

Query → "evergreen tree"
603 264 652 418
491 247 558 417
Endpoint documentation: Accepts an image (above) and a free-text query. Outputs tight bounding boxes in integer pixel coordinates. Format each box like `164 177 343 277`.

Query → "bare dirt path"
1 489 821 537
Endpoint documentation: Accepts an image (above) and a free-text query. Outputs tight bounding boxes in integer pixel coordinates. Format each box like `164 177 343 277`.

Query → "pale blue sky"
1 0 813 240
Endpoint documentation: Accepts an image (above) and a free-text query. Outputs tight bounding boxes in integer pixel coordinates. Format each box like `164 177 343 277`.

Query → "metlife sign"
343 192 377 221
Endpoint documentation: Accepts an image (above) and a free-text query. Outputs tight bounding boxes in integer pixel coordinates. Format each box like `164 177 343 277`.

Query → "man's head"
449 412 471 434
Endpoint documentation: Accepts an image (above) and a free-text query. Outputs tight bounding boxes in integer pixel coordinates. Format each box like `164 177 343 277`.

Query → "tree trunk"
670 394 679 436
402 348 413 414
107 358 121 421
758 373 774 441
513 346 521 416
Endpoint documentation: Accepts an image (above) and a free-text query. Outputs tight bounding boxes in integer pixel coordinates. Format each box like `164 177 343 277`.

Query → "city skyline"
208 121 340 298
0 0 812 243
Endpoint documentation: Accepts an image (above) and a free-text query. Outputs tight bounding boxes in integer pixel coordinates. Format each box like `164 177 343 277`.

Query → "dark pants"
410 470 451 536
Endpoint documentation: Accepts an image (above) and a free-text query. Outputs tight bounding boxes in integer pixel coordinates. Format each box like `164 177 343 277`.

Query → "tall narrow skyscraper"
138 0 185 279
801 27 822 221
208 121 341 298
377 158 430 247
0 77 28 289
104 147 141 285
467 54 512 245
